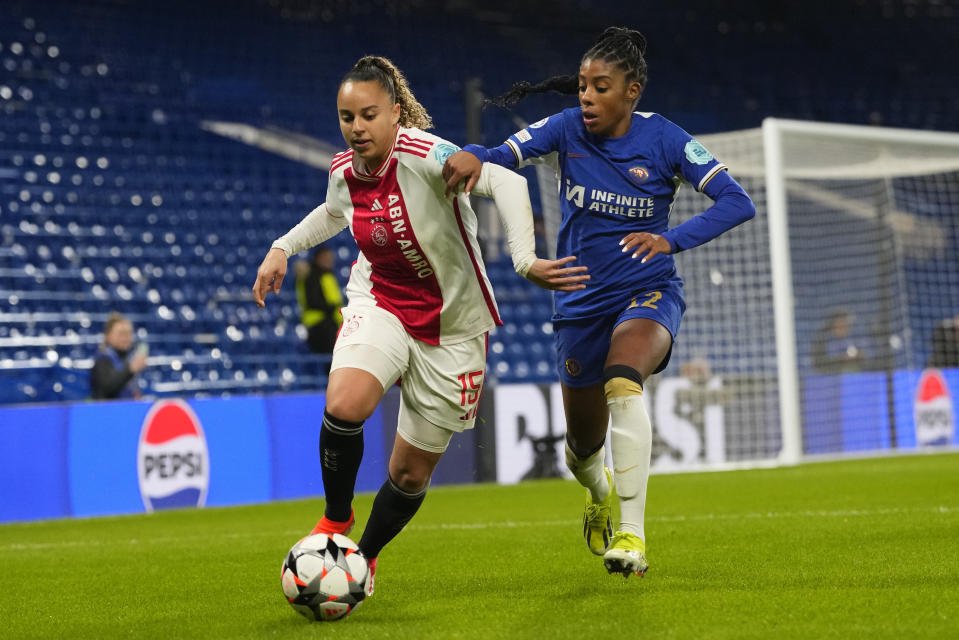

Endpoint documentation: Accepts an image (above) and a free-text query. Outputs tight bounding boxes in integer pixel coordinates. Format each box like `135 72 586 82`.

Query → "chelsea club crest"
628 166 649 186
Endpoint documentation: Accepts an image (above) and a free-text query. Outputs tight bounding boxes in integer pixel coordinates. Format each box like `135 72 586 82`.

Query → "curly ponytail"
488 26 648 108
342 55 433 130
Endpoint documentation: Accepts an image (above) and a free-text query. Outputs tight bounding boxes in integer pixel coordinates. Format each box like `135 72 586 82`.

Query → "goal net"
669 119 959 465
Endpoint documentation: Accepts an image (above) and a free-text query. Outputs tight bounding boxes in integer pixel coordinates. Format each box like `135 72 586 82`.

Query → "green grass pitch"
2 453 957 639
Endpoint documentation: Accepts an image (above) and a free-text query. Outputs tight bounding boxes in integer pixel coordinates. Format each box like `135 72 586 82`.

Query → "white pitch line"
0 505 955 553
407 504 959 531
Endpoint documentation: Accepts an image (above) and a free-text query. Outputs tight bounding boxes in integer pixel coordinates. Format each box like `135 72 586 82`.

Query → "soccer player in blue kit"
443 27 755 577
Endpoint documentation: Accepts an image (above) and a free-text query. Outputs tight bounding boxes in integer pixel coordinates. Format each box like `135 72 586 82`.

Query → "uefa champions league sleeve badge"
684 140 714 165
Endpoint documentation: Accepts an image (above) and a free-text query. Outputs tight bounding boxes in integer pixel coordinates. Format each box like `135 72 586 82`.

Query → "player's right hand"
443 150 483 196
524 256 590 291
252 247 289 308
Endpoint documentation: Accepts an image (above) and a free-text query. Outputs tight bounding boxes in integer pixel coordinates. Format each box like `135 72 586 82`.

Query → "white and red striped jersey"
276 127 537 346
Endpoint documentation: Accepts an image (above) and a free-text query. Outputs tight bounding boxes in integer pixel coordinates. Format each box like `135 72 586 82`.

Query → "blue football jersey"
503 107 727 320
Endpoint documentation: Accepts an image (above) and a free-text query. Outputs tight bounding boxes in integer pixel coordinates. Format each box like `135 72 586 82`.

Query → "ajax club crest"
371 223 389 247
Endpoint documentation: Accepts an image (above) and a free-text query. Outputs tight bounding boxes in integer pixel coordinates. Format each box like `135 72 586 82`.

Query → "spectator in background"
294 245 344 354
811 309 868 374
927 315 959 368
90 312 148 400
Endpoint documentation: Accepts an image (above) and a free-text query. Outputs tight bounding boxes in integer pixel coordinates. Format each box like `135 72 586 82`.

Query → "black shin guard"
358 477 427 559
319 410 364 522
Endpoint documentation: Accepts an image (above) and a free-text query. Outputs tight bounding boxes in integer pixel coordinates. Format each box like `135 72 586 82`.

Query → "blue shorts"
554 279 685 387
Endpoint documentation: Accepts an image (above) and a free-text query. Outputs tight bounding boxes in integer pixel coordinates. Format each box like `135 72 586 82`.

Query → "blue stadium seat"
2 0 954 404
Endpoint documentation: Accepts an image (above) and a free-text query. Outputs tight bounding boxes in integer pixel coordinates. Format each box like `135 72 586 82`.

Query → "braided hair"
341 55 434 130
489 27 648 108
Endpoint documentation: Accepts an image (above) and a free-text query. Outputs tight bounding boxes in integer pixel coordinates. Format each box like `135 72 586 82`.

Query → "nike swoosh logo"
614 465 638 474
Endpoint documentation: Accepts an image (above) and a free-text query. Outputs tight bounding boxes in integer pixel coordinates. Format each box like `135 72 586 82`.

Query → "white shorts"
330 304 487 452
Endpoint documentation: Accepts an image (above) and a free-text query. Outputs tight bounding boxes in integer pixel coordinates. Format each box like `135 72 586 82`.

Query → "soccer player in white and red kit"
253 56 589 595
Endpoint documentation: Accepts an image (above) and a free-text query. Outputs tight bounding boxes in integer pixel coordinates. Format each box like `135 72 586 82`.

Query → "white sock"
564 441 609 503
608 394 652 541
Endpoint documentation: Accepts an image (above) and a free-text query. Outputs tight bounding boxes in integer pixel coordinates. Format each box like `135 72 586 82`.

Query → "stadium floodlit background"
2 0 957 400
1 1 958 496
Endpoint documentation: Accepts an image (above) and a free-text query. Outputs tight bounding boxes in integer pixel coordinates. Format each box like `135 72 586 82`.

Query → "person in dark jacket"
90 312 147 400
811 309 869 374
927 315 959 369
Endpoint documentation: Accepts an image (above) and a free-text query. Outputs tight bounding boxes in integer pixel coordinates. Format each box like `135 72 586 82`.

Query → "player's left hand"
524 256 590 291
619 232 672 264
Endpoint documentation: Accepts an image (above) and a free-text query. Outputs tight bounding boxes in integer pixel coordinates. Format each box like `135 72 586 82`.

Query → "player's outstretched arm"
252 247 288 308
470 162 589 290
274 202 349 256
252 201 347 307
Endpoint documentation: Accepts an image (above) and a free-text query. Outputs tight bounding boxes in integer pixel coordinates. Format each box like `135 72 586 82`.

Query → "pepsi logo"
914 369 955 447
138 400 209 512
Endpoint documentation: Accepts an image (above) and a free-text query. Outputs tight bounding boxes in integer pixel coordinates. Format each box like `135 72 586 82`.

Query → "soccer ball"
280 533 370 621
